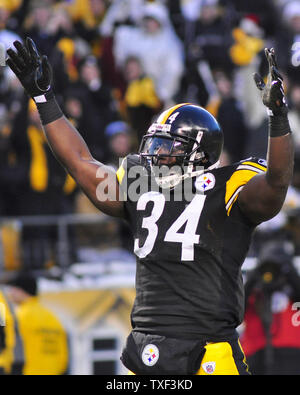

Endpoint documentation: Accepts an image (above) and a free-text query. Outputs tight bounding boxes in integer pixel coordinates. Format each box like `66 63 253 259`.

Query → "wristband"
268 114 291 138
33 90 63 125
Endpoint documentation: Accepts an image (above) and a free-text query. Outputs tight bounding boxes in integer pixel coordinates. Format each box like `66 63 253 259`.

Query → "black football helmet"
139 103 223 177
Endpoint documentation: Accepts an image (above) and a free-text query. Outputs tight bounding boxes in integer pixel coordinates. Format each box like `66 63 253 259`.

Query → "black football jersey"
117 155 267 340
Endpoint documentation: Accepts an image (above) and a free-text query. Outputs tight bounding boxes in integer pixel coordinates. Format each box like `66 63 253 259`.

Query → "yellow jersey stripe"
237 164 265 173
241 161 267 172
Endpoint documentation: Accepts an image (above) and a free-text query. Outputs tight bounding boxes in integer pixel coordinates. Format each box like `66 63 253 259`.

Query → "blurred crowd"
0 0 299 261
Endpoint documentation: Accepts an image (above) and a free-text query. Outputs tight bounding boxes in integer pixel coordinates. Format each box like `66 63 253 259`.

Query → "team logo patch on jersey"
195 173 215 192
202 361 216 374
142 344 159 367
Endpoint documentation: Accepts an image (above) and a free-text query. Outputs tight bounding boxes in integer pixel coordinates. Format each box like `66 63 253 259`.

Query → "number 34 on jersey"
134 192 207 262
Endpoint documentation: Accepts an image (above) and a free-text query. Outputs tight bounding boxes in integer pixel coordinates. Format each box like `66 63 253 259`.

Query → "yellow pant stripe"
196 342 239 375
238 339 250 374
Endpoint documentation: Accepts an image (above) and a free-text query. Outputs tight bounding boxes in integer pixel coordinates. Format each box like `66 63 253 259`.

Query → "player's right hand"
7 37 52 98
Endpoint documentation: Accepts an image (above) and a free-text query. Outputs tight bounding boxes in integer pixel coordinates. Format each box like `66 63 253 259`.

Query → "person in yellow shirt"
122 56 162 144
0 288 21 375
7 273 68 375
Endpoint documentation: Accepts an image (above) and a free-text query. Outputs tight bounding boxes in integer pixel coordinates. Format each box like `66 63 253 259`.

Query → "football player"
7 39 294 375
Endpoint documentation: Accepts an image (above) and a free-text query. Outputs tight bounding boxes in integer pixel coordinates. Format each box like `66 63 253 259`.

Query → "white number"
168 111 180 124
292 302 300 327
134 192 166 258
165 194 206 260
134 192 206 261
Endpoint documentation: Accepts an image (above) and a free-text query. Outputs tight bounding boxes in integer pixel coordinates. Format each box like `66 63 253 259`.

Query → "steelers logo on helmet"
139 103 223 188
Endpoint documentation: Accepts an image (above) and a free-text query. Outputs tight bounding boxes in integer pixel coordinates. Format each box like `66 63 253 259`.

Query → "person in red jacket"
240 241 300 375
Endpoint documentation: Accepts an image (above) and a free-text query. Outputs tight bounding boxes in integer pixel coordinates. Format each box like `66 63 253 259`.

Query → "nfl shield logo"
202 361 216 374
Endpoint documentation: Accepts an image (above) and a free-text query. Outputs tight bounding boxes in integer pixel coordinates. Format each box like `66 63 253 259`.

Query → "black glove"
7 37 62 125
7 37 52 98
253 48 288 116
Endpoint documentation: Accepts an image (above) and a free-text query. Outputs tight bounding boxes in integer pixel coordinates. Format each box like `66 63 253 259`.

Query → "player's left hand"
253 48 288 116
6 37 52 98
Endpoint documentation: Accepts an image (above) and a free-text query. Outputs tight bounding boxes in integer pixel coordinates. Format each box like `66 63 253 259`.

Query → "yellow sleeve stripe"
225 168 264 215
236 164 266 173
240 161 267 172
116 165 125 185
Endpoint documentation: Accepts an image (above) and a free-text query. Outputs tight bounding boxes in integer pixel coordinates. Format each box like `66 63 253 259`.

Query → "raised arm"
238 48 294 224
7 38 124 218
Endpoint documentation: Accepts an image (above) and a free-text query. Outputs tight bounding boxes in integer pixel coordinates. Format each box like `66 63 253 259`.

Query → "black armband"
33 90 63 125
268 114 292 138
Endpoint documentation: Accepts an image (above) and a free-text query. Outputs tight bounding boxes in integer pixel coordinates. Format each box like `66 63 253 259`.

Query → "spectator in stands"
12 98 77 216
100 0 145 37
0 287 18 375
10 99 77 269
240 241 300 375
185 0 234 73
288 82 300 150
64 85 107 160
22 3 55 57
0 103 18 216
275 1 300 84
229 15 268 159
280 151 300 255
66 0 111 88
104 120 134 251
122 55 162 143
113 2 184 106
0 0 22 50
180 0 233 106
48 11 90 94
213 70 249 163
6 273 69 375
24 5 76 99
78 55 117 126
229 14 264 68
64 55 117 163
105 120 134 169
0 63 35 216
67 0 108 32
250 149 300 257
224 0 280 39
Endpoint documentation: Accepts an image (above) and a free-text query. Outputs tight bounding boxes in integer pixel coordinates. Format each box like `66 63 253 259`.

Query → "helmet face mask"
138 104 223 187
139 133 193 167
